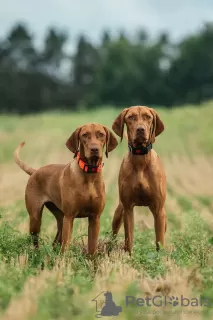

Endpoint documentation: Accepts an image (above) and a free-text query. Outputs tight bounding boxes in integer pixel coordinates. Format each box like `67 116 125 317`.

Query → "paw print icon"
168 296 179 307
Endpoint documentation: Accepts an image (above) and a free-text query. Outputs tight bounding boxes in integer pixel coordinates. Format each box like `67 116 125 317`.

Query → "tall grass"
0 101 213 319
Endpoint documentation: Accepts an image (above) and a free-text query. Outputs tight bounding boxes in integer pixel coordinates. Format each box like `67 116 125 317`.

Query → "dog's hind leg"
112 202 124 236
45 202 64 247
25 194 45 248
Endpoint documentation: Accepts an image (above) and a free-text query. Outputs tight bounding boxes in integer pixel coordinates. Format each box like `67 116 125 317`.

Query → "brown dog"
111 106 166 255
14 123 118 254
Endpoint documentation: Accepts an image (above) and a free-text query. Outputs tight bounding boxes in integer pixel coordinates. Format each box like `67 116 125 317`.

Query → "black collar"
128 143 152 155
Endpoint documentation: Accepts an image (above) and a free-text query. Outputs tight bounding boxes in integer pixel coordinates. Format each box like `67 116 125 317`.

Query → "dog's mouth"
88 156 100 166
133 137 148 147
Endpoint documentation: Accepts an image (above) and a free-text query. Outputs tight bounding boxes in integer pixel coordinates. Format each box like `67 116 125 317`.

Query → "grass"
0 101 213 319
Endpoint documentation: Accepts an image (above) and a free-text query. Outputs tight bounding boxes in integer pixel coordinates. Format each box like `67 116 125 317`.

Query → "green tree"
168 23 213 105
41 27 68 76
6 23 37 70
96 33 168 106
72 35 100 106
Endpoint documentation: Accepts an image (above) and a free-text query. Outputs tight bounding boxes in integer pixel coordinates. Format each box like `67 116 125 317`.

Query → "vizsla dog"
111 106 166 255
14 123 118 255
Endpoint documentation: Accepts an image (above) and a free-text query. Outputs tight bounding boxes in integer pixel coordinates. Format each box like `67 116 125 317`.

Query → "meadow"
0 102 213 319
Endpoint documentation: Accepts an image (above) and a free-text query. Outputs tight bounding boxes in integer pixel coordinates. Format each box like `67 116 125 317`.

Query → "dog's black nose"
91 147 99 154
136 127 145 134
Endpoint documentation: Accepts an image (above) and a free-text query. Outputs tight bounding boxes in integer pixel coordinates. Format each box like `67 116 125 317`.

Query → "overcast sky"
0 0 213 47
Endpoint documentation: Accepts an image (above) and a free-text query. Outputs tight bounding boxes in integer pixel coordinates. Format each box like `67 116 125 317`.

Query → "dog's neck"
127 142 152 168
128 143 152 155
75 152 103 173
70 152 104 183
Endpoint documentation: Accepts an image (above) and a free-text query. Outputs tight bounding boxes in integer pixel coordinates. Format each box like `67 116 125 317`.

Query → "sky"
0 0 213 48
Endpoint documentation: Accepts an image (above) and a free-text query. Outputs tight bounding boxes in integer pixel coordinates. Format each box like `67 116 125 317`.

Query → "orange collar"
75 152 104 173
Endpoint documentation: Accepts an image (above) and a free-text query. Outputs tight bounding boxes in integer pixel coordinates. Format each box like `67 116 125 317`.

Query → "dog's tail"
14 142 36 176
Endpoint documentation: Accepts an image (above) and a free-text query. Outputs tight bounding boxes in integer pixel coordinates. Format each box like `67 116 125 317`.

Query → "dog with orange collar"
14 123 118 255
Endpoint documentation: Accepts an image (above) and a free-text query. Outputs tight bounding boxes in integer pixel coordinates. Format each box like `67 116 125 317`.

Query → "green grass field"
0 102 213 319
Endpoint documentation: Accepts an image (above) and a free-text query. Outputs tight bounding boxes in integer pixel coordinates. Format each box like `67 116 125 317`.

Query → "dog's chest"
75 183 105 216
80 182 101 200
136 181 150 196
132 172 153 205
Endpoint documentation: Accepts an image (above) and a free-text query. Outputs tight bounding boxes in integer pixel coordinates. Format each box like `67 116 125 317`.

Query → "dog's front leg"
123 207 134 255
61 215 74 253
150 206 166 251
88 215 100 256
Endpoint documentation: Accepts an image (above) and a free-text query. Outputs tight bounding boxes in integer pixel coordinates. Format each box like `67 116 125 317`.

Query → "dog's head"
112 106 164 147
66 123 118 165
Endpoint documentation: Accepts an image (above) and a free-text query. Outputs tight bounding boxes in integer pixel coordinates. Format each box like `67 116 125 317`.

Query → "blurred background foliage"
0 22 213 114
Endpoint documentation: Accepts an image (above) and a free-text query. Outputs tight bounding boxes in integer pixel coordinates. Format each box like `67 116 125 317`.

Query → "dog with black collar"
111 105 167 255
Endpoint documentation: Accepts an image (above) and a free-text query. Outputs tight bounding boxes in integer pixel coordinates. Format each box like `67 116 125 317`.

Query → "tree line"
0 22 213 114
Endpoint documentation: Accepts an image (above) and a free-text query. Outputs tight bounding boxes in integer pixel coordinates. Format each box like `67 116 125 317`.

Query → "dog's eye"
82 133 88 138
128 115 135 120
98 132 104 138
144 115 151 120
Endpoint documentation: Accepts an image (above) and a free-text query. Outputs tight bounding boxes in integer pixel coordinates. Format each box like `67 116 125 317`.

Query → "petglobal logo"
92 291 213 318
126 295 212 308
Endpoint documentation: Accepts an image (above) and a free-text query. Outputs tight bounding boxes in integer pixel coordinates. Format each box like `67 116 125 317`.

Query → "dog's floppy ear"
112 108 129 141
148 108 165 142
103 126 118 158
66 127 82 153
